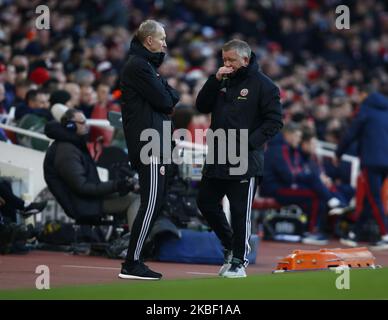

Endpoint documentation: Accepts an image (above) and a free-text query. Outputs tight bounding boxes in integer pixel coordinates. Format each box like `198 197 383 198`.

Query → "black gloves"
21 201 48 218
115 177 140 195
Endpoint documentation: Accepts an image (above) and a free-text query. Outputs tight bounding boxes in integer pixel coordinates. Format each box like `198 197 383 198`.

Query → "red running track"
1 240 388 290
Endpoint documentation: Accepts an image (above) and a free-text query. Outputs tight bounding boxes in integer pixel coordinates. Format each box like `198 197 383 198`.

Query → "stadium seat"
252 197 282 210
89 104 120 146
16 114 49 151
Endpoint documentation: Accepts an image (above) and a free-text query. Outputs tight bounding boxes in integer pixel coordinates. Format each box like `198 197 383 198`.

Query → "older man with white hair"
119 20 180 280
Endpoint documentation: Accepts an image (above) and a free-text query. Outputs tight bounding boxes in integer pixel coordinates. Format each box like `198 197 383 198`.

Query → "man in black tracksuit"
196 39 283 278
119 20 180 280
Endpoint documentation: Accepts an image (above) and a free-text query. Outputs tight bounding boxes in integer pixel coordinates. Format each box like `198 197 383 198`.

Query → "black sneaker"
22 201 47 218
118 261 162 280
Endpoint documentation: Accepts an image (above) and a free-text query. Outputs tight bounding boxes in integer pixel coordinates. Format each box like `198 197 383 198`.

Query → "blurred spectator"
0 83 6 116
0 83 9 141
1 0 388 244
261 122 349 245
11 56 29 82
73 69 96 87
336 86 388 249
0 0 386 145
49 90 72 121
15 89 51 121
300 128 354 210
49 90 71 107
96 61 119 88
89 82 120 146
63 83 81 109
29 67 50 86
77 85 97 118
12 78 31 99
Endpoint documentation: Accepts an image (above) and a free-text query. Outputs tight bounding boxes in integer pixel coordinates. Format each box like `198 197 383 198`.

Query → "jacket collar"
45 121 88 151
228 52 259 85
129 36 165 68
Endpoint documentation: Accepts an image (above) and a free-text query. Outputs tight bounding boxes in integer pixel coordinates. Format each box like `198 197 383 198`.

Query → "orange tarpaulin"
275 247 376 272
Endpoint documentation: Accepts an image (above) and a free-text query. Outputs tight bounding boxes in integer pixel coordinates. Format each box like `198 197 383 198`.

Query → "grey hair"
136 20 164 43
222 39 251 59
283 121 301 133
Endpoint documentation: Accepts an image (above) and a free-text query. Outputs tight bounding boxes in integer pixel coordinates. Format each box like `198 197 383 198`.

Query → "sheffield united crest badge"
240 88 249 96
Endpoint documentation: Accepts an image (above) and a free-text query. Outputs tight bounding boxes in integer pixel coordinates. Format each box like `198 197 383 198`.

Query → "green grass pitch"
1 268 387 300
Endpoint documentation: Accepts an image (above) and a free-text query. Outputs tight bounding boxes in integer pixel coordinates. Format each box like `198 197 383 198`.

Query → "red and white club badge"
240 88 249 96
160 166 165 175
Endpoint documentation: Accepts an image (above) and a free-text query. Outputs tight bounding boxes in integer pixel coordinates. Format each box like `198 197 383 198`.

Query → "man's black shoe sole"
118 273 161 280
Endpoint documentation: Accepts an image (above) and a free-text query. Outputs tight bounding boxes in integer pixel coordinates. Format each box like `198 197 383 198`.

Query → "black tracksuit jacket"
120 37 180 169
196 53 283 179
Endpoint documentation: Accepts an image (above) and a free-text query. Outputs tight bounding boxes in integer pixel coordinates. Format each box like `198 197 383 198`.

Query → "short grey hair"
222 39 251 59
283 121 301 133
136 20 164 43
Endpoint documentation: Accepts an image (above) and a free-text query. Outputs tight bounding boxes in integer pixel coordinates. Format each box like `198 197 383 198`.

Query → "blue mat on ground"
156 229 259 264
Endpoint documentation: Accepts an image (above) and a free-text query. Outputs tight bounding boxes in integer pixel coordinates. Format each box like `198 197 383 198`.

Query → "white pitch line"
62 266 218 276
186 272 218 276
62 265 120 270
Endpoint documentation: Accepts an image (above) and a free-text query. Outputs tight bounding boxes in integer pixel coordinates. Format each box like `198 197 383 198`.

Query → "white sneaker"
223 259 246 278
340 238 358 247
328 205 355 216
369 239 388 251
223 264 247 278
382 234 388 242
219 263 231 276
218 249 233 276
340 231 358 247
301 233 329 245
328 197 341 209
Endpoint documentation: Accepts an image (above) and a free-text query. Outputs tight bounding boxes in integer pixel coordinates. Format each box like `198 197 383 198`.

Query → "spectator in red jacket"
89 82 121 146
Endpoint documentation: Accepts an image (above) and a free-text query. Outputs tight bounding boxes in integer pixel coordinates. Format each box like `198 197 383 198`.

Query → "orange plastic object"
275 247 376 272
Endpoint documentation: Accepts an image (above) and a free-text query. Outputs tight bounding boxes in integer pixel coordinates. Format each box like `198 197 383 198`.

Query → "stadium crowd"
1 0 388 245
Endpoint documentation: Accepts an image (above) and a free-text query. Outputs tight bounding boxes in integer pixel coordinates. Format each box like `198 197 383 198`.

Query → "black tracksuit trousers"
125 156 169 262
197 176 258 267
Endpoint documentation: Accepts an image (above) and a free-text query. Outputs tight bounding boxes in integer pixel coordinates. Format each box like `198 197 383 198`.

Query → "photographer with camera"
43 109 140 227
